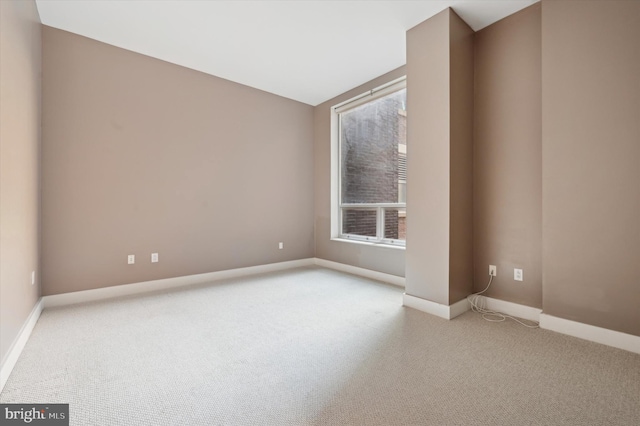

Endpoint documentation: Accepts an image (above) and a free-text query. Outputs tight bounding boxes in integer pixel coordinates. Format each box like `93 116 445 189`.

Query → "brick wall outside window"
340 89 406 240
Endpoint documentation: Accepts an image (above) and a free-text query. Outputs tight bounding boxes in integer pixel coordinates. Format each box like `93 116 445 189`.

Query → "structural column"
404 8 474 316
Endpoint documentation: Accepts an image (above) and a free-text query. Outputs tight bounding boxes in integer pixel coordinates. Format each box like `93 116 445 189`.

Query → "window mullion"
377 206 384 241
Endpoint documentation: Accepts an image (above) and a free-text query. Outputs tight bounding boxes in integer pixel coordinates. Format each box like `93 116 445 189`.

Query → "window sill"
331 237 406 250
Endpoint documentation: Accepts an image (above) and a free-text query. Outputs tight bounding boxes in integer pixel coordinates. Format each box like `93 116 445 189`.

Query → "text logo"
1 404 68 425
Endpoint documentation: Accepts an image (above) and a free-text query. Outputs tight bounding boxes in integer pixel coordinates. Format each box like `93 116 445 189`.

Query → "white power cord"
467 274 539 328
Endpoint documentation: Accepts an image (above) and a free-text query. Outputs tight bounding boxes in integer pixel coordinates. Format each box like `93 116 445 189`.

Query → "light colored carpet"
1 266 639 425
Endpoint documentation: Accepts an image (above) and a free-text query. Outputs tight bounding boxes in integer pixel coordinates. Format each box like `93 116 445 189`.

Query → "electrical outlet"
128 255 135 265
514 268 523 281
489 265 497 276
278 242 283 250
151 253 159 263
31 271 35 285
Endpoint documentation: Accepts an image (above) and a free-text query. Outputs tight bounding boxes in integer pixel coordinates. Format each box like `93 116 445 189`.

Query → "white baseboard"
402 293 469 320
449 297 471 319
539 314 640 355
467 297 639 354
43 258 315 308
1 298 44 392
479 296 542 323
314 258 405 287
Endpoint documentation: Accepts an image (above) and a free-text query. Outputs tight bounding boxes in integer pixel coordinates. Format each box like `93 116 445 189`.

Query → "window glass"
341 209 377 238
333 79 406 246
340 89 407 204
384 208 406 241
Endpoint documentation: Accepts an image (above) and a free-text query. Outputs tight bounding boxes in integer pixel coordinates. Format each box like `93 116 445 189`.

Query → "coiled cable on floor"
467 274 539 328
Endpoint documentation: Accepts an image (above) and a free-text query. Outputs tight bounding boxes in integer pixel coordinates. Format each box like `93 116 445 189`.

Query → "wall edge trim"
480 296 542 322
539 314 640 355
402 293 470 319
43 258 315 308
1 298 44 393
313 258 405 287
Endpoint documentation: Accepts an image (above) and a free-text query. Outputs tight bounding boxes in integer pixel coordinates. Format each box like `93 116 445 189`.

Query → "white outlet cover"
489 265 497 276
514 268 523 281
151 253 159 263
128 255 135 264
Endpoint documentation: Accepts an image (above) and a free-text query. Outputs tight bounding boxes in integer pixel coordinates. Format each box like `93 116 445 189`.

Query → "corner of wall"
0 0 43 369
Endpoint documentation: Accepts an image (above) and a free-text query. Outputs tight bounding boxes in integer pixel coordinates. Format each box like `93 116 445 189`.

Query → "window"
332 78 406 246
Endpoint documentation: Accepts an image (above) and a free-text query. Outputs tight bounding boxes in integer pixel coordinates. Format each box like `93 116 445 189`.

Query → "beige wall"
448 11 475 304
473 4 542 307
405 9 474 305
313 68 406 278
405 10 451 304
41 27 315 295
542 0 640 336
0 0 41 364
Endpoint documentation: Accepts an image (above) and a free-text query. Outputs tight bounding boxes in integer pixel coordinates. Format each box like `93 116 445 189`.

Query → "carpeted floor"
2 266 639 425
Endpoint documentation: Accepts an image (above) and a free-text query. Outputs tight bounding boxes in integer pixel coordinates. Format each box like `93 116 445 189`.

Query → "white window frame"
330 77 407 247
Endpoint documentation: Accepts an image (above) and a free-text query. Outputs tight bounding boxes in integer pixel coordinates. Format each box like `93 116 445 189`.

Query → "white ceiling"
36 0 538 106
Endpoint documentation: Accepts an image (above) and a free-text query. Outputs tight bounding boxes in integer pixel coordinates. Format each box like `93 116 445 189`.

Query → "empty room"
1 0 639 424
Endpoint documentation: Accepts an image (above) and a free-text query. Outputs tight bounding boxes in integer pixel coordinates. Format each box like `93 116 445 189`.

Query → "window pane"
384 208 406 241
340 88 407 204
342 209 377 238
